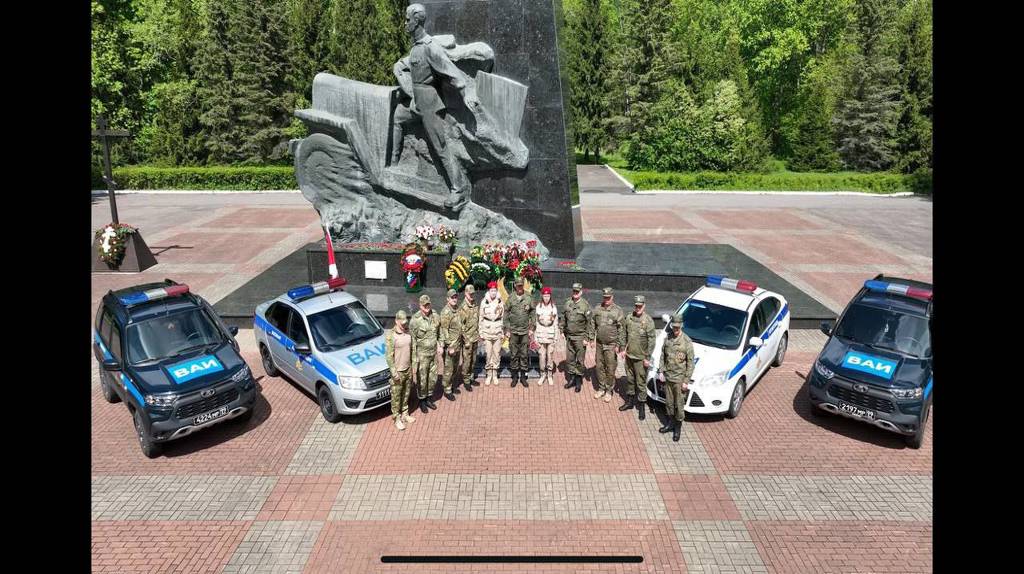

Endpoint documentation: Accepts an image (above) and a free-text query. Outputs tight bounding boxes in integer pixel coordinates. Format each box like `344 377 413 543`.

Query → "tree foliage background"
92 0 930 176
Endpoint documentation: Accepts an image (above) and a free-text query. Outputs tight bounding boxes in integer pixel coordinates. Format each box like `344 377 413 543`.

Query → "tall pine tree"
195 0 240 163
893 0 932 174
329 0 408 85
566 0 612 162
832 0 900 171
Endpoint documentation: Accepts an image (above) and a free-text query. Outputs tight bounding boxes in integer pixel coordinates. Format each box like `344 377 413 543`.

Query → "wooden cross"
91 115 131 225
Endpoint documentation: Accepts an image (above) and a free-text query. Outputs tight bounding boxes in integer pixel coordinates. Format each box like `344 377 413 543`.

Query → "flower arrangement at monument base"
400 242 426 292
95 222 138 269
444 255 471 291
470 239 544 293
414 224 435 251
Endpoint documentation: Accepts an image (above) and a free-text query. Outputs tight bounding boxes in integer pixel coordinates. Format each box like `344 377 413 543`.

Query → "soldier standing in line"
478 281 506 386
620 294 656 420
591 287 625 403
560 282 594 393
659 314 695 442
452 283 480 391
410 294 441 414
438 288 461 401
385 310 416 431
504 277 535 387
533 286 559 386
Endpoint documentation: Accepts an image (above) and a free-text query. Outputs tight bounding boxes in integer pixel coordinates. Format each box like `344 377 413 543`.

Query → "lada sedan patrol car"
92 280 259 458
646 276 790 418
254 277 392 422
807 276 933 448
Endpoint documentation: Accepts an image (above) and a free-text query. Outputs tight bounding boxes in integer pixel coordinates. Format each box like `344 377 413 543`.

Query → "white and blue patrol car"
254 277 392 422
646 276 790 418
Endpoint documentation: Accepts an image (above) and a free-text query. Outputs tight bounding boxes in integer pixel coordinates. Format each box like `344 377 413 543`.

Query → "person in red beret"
533 286 559 385
478 280 505 385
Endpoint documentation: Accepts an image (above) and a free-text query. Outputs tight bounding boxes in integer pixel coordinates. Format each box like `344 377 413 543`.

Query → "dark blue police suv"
807 275 933 449
92 280 259 457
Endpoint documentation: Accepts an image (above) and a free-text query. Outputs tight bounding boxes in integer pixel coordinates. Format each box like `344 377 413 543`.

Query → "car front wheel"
318 385 343 423
133 409 162 458
260 344 280 377
726 379 746 419
99 365 120 404
904 402 930 449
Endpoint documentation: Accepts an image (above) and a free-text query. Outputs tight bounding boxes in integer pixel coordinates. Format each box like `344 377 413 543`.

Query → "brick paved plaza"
91 181 933 572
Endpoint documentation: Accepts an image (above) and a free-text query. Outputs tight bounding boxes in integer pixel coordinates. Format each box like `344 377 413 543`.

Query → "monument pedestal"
91 232 158 273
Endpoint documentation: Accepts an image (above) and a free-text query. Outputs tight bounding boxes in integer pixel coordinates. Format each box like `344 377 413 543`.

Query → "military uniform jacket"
504 291 535 335
560 297 594 339
439 305 459 347
661 331 696 383
624 312 656 360
453 300 480 345
385 328 413 373
409 310 440 353
591 303 626 347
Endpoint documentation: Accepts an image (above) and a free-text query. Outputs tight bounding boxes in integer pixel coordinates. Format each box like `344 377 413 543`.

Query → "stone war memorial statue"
292 3 547 257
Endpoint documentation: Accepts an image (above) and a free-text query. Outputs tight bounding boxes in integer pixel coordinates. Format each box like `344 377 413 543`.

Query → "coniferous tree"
329 0 408 86
832 0 901 171
288 0 334 101
893 0 932 173
566 0 612 162
609 0 676 144
195 0 239 164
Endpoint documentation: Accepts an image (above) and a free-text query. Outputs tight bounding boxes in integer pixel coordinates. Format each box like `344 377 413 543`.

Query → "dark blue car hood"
819 337 930 390
127 342 245 395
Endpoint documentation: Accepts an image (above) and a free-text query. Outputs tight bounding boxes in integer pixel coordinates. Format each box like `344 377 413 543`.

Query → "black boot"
426 398 437 410
419 400 429 414
575 374 582 393
521 370 529 388
463 381 473 392
565 373 576 389
618 395 635 411
510 369 518 388
637 401 646 421
659 419 674 433
444 391 456 401
672 420 681 442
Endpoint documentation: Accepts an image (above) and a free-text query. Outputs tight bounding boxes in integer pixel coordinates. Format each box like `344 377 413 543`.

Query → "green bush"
618 168 928 194
110 166 298 190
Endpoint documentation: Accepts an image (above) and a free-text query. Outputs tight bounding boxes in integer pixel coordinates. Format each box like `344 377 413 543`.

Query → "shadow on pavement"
161 379 273 458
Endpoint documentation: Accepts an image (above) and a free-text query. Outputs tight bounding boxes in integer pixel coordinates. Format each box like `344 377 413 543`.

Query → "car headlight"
231 365 251 384
338 375 366 390
814 360 834 380
891 387 923 399
145 393 178 407
701 370 729 386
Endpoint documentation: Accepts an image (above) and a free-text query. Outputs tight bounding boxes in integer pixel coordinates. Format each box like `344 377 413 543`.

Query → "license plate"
194 406 228 425
375 388 391 400
837 401 875 420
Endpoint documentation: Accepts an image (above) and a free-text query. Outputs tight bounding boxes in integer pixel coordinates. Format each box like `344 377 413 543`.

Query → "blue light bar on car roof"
287 277 347 301
119 284 190 306
864 280 932 301
706 275 757 293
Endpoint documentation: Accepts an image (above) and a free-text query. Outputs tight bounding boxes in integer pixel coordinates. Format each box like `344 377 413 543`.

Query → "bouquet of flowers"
414 224 435 244
514 240 543 290
437 224 457 244
444 255 471 291
400 242 426 292
95 222 138 268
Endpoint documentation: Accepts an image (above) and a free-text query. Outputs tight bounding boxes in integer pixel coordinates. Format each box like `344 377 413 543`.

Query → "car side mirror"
229 326 239 336
820 321 834 336
293 342 312 355
748 337 763 348
102 358 121 371
661 313 671 325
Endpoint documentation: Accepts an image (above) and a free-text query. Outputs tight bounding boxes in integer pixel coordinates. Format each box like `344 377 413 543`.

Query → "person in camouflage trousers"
451 283 480 391
590 287 625 403
438 288 461 401
385 310 416 431
504 276 535 387
620 294 656 420
560 282 594 393
410 293 441 414
659 314 695 442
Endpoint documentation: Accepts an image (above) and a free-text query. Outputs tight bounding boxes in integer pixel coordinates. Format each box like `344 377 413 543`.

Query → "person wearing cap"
438 288 461 401
385 310 416 431
410 293 441 413
659 314 695 441
590 287 625 403
479 281 506 385
451 283 480 390
560 282 594 392
533 286 559 385
504 276 536 387
620 294 656 420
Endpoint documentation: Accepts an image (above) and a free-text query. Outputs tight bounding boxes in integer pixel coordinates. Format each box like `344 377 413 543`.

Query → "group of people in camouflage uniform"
384 280 696 440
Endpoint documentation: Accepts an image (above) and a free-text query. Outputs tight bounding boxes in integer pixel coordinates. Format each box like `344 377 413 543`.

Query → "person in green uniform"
590 287 625 403
385 310 416 431
410 293 441 414
504 277 535 387
452 283 480 391
560 282 594 393
620 294 656 420
659 314 695 442
438 288 461 401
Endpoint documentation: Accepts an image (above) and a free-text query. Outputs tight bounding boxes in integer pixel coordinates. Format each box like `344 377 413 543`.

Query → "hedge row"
618 168 932 194
102 166 298 190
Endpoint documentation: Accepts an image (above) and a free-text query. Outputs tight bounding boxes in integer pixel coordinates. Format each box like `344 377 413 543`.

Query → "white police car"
646 276 790 418
254 277 392 422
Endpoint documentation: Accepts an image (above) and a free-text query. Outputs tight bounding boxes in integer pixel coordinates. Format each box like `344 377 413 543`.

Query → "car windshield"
125 308 223 365
834 303 931 358
676 299 748 349
307 301 384 352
